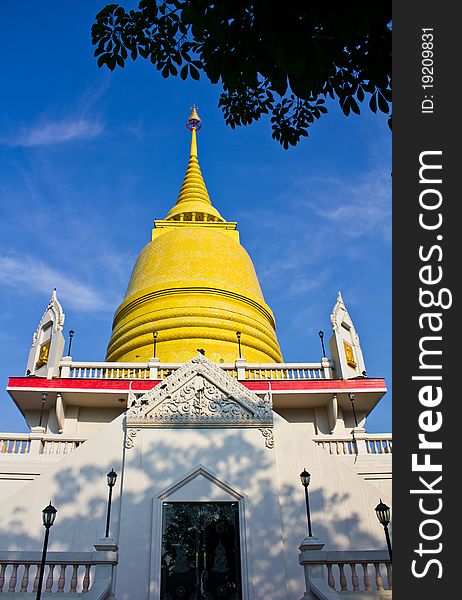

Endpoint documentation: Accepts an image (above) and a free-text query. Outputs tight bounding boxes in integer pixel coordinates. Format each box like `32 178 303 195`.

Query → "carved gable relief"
126 354 274 447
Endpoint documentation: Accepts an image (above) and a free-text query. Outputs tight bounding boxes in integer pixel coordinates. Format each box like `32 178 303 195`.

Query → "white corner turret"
26 289 65 379
329 291 366 379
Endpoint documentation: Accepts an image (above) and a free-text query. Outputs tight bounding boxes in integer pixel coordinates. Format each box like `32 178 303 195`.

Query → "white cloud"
236 165 391 311
4 118 103 147
0 254 108 312
297 169 392 241
287 268 331 298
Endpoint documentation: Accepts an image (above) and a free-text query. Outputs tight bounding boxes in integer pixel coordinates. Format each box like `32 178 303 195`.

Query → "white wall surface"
116 425 287 600
272 413 391 598
0 413 391 600
0 415 125 552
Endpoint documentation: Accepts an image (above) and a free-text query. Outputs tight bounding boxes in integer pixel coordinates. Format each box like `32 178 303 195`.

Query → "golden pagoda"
106 108 283 363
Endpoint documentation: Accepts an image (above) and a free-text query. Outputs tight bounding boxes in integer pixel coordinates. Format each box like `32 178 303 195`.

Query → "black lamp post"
36 502 57 600
318 330 326 358
38 393 47 428
348 392 359 428
153 331 158 358
105 469 118 538
236 331 242 358
300 469 313 537
67 330 75 356
375 500 392 562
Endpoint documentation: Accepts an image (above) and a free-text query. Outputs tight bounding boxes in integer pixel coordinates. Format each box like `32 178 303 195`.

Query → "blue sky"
0 2 391 433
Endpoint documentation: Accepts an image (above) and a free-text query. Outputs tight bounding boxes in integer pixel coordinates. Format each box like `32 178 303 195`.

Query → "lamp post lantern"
153 331 158 358
105 469 118 538
300 469 313 537
67 330 75 356
375 499 392 562
348 392 359 428
36 502 57 600
236 331 242 358
318 330 326 358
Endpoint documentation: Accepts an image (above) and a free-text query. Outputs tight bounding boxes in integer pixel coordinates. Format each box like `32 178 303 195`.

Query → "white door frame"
148 464 252 600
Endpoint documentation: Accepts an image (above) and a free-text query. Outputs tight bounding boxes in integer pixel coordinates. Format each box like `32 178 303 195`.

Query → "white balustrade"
66 361 151 380
322 558 392 592
0 435 30 455
59 359 333 381
244 363 327 380
41 439 85 455
0 556 92 593
313 434 392 456
0 546 117 597
299 545 392 598
0 434 86 457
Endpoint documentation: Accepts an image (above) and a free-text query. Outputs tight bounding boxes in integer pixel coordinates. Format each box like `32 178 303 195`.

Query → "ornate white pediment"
126 353 273 430
31 289 65 347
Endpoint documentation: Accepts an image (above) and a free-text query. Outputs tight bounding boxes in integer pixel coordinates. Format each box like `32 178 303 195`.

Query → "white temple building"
0 110 392 600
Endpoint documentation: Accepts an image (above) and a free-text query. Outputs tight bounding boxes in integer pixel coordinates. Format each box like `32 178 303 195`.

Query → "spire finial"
186 106 201 158
186 105 202 131
162 106 223 221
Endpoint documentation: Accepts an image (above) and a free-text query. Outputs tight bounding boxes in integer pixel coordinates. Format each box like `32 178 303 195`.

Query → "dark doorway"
160 501 242 600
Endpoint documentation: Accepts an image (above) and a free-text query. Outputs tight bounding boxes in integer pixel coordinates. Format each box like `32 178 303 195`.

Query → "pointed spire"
186 105 201 157
164 107 223 222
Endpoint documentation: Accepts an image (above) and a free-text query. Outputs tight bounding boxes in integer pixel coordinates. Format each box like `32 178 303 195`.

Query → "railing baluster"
46 563 55 591
339 563 347 590
350 563 360 591
385 562 393 589
70 564 78 592
0 563 7 591
33 563 41 591
58 564 66 592
362 562 372 591
8 563 18 592
374 562 384 591
82 564 91 592
20 563 31 591
326 563 335 589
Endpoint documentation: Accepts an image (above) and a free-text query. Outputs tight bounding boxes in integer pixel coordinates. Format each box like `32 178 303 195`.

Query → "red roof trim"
7 376 386 393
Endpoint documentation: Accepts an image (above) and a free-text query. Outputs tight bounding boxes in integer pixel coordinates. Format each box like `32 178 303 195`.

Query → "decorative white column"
56 393 65 434
60 356 72 378
299 537 325 599
352 427 368 455
235 358 246 380
326 394 338 433
321 357 333 379
92 539 119 600
29 426 45 455
149 357 160 379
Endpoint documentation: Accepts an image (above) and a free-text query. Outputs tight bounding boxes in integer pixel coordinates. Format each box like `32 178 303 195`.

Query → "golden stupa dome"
106 109 282 363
